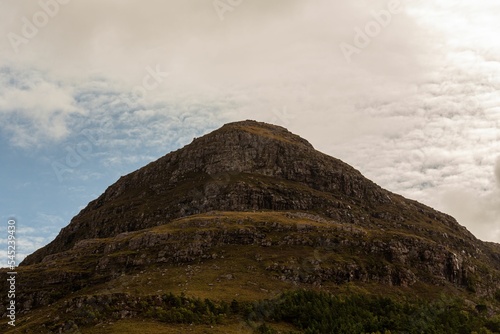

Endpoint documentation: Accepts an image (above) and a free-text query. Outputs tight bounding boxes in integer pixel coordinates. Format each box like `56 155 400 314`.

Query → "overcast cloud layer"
1 0 499 263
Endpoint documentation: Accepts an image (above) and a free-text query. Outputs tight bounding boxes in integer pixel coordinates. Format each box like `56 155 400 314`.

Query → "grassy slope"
1 211 499 333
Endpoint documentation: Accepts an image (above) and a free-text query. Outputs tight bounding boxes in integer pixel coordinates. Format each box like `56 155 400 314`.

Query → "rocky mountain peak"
23 120 385 265
5 121 500 333
164 119 317 177
20 120 492 280
217 120 315 149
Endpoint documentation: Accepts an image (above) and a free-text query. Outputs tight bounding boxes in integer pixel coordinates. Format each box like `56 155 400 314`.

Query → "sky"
1 0 499 265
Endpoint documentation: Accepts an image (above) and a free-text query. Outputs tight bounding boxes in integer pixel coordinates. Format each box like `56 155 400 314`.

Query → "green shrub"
244 290 499 334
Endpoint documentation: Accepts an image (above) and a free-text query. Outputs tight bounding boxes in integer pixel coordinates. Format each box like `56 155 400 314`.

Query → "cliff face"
5 120 500 332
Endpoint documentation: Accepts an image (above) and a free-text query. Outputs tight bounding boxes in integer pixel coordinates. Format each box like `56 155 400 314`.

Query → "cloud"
0 218 58 268
0 0 436 151
0 67 82 147
439 187 500 243
0 1 430 99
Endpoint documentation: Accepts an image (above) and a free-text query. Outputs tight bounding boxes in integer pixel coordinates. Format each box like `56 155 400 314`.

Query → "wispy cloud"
0 213 60 267
0 67 82 147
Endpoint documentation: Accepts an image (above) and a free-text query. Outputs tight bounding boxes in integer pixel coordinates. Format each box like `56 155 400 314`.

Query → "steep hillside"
22 121 488 267
2 120 500 333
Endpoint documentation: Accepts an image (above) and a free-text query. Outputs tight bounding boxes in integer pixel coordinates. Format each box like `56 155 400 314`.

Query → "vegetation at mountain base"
3 290 500 333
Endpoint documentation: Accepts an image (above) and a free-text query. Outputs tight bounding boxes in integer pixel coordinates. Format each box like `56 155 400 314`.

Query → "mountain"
2 120 500 333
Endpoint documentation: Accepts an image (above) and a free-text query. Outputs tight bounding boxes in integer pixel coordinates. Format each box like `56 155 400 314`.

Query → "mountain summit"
23 120 391 264
3 120 500 333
